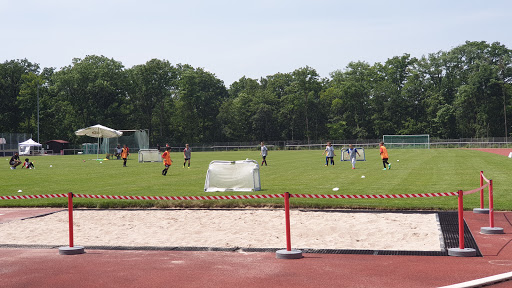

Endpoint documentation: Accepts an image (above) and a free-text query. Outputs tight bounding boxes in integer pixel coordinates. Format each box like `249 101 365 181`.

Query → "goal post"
383 135 430 149
138 149 162 163
340 147 366 161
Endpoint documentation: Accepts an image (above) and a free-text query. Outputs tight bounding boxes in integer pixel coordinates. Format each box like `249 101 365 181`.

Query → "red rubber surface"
1 209 512 287
470 148 512 157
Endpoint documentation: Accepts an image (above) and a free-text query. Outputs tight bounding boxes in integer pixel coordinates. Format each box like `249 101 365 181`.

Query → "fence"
0 133 33 156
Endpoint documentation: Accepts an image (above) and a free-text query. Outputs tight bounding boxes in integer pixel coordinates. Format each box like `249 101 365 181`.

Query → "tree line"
0 41 511 146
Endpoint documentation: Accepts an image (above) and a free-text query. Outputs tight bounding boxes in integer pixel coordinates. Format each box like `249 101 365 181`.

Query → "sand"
0 209 443 251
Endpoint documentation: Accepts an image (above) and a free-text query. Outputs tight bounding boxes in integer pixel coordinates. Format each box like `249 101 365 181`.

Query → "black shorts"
262 156 266 160
184 158 190 161
165 164 170 168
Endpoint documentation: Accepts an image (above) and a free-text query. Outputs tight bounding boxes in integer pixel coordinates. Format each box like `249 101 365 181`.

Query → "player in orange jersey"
379 142 390 170
161 146 173 176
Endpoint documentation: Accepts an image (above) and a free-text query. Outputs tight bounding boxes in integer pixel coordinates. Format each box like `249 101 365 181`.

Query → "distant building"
46 140 70 154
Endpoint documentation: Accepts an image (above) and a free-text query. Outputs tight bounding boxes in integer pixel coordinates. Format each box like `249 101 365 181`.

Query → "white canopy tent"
18 138 42 155
74 124 123 159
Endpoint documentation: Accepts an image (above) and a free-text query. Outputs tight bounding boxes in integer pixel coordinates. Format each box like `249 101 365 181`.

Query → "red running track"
1 209 512 288
470 148 512 157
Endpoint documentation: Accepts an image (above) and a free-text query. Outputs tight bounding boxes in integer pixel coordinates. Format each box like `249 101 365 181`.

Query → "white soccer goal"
340 147 366 161
138 149 162 163
383 135 430 149
204 160 261 192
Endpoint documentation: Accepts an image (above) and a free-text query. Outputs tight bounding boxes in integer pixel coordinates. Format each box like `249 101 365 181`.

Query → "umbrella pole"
97 127 100 160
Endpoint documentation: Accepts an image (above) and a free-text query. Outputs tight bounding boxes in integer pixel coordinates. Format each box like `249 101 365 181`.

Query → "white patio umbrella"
74 124 123 159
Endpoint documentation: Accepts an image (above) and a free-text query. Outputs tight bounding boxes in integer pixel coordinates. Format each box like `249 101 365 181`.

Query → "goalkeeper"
345 144 360 169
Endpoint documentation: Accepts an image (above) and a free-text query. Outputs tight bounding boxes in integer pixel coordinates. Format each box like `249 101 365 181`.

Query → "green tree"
0 59 39 133
51 55 128 135
127 59 177 144
172 65 228 143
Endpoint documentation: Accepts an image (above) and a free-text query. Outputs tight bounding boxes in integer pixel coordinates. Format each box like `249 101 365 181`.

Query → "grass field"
1 148 511 210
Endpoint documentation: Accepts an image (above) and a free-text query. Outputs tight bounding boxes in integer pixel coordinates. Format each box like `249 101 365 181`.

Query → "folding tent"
18 138 42 155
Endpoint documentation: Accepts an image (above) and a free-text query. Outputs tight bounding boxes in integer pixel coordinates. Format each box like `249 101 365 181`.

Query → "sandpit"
0 209 443 251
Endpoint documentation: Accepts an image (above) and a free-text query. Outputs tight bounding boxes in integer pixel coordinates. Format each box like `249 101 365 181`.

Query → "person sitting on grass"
114 144 122 160
162 147 172 176
9 152 22 170
22 158 35 169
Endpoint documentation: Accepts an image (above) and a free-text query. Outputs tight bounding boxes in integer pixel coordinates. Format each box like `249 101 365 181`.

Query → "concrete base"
473 208 490 214
276 249 303 259
481 227 505 234
59 246 85 255
448 248 477 257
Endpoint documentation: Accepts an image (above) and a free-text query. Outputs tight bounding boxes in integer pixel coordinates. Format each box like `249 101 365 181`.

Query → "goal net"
340 147 366 161
138 149 162 162
204 160 261 192
383 135 430 149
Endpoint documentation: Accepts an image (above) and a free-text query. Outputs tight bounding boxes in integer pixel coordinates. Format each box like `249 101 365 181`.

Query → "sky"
1 0 511 86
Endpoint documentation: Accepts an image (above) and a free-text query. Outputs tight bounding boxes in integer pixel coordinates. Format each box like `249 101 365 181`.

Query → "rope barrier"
73 194 285 201
464 183 489 196
3 188 493 202
0 194 67 200
291 192 458 199
1 191 468 201
482 173 490 183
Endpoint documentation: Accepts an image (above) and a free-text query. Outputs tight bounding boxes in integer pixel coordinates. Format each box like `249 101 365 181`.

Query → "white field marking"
438 271 512 288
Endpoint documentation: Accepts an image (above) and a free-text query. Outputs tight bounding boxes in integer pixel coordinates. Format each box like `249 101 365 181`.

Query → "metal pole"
480 171 484 209
284 192 291 251
489 180 495 228
458 190 464 250
37 84 40 144
68 192 74 248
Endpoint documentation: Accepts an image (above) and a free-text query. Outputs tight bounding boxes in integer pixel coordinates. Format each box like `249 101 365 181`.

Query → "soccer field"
1 149 511 210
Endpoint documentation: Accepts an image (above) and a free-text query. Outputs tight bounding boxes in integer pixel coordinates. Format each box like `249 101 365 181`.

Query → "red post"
489 180 495 228
457 190 465 250
284 192 291 251
479 171 484 209
68 192 74 248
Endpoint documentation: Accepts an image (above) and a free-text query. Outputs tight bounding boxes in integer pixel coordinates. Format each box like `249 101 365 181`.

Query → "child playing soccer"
162 147 172 176
322 142 336 166
183 144 192 168
121 145 129 167
379 142 390 170
22 158 35 169
260 142 268 166
346 144 360 169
